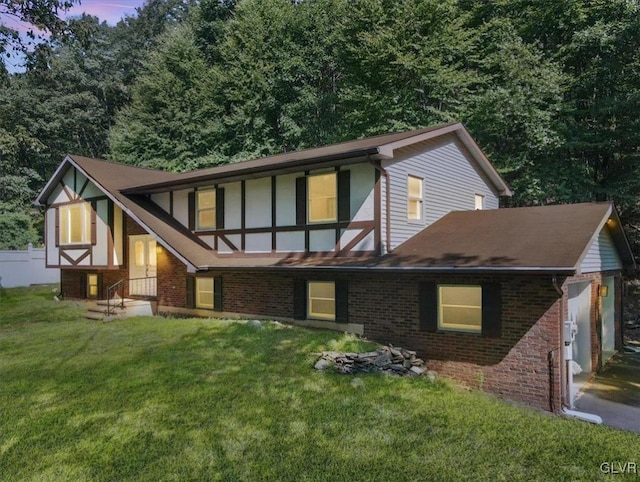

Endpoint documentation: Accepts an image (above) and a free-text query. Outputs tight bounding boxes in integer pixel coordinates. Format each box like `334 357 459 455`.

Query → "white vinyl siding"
580 228 622 273
382 134 499 250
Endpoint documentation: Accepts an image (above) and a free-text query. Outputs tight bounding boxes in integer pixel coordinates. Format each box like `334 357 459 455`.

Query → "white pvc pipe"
562 408 602 424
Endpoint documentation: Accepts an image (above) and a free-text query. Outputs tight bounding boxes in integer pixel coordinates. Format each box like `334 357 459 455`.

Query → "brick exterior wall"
59 211 624 413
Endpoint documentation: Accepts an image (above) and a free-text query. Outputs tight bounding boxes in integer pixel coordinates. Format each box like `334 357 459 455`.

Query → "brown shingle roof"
379 202 632 271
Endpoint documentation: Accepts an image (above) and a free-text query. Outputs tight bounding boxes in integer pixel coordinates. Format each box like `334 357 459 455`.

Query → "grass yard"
1 285 639 481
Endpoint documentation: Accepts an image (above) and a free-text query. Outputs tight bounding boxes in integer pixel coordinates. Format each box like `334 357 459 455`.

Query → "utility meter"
563 319 578 360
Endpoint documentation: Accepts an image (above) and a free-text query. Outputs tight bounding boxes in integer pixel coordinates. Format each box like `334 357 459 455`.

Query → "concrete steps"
85 298 153 321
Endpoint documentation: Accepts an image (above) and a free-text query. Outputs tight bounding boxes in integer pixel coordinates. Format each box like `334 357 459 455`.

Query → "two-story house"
36 122 635 413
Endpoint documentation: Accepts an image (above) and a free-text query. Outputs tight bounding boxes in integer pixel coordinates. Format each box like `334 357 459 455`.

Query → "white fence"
0 243 60 288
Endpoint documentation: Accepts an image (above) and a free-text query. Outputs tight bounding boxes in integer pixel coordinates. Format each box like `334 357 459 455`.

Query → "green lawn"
1 285 639 481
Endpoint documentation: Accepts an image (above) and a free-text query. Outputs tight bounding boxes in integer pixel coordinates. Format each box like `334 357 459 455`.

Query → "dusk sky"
4 0 146 72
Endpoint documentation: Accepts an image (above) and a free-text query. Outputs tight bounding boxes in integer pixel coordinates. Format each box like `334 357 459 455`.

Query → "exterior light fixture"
598 285 609 297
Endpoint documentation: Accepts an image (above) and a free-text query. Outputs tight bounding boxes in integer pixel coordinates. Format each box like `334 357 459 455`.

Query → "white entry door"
129 235 157 296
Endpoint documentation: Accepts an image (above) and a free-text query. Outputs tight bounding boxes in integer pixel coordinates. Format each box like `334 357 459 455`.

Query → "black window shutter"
216 188 225 229
90 202 97 245
214 276 223 311
97 274 104 300
80 273 87 299
482 283 501 338
293 279 306 319
337 170 351 222
55 207 60 247
335 280 349 323
295 177 307 226
188 192 196 230
186 277 195 308
418 282 438 332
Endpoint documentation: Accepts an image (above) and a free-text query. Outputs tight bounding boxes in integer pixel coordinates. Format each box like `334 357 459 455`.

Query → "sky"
4 0 146 73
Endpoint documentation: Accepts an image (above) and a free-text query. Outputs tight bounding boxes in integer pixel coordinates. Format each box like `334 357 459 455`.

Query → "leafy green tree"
109 24 223 171
0 0 77 69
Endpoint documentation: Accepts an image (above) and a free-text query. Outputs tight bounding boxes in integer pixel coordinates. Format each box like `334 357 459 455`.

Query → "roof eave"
195 264 576 274
122 147 381 194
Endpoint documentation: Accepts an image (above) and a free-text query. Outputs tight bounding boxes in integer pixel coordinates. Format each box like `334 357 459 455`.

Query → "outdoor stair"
85 298 153 321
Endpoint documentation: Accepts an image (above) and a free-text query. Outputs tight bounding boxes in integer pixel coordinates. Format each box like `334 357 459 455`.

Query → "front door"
129 235 157 296
568 281 592 374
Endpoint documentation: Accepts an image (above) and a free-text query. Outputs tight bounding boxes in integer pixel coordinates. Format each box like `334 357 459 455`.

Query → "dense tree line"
1 0 639 255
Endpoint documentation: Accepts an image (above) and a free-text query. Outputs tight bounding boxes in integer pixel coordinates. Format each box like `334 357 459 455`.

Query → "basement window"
196 277 214 309
307 281 336 321
438 285 482 333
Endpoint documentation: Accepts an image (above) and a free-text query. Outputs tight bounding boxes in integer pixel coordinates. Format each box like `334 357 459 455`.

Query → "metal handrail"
106 279 125 315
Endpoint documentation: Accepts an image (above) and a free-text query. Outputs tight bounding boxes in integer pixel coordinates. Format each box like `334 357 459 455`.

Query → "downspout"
368 156 391 254
552 275 602 423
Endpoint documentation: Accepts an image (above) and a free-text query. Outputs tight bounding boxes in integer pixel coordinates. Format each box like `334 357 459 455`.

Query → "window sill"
60 243 92 249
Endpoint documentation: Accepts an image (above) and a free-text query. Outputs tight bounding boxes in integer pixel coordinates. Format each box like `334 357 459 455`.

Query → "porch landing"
85 298 153 321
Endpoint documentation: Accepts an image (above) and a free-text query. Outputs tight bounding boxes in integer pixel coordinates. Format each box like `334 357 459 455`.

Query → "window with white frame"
308 173 337 223
407 175 423 220
307 281 336 320
196 277 214 309
197 190 216 230
475 194 484 210
59 202 91 245
438 285 482 333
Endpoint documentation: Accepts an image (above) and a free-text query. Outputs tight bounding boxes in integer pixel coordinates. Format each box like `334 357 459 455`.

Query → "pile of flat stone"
314 345 428 376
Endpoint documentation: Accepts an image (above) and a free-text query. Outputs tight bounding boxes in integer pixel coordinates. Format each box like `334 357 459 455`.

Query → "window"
475 194 484 210
307 281 335 320
438 285 482 333
87 274 99 298
197 190 216 230
196 277 214 309
59 202 91 244
407 176 423 220
308 173 336 223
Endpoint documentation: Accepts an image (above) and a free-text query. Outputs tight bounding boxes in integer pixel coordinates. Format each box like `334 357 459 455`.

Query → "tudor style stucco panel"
580 228 622 273
245 233 272 253
46 208 58 264
113 204 123 266
276 231 305 252
92 199 109 266
172 189 190 228
151 192 171 214
276 173 298 227
223 182 242 230
348 163 375 222
382 134 499 250
310 229 335 252
245 177 272 229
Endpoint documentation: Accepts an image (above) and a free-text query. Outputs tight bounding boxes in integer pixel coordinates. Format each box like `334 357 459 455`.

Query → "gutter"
195 264 577 275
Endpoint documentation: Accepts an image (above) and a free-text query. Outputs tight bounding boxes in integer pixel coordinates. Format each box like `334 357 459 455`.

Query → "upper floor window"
59 202 91 245
197 190 216 230
407 175 423 220
308 173 336 223
438 285 482 333
475 194 484 210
